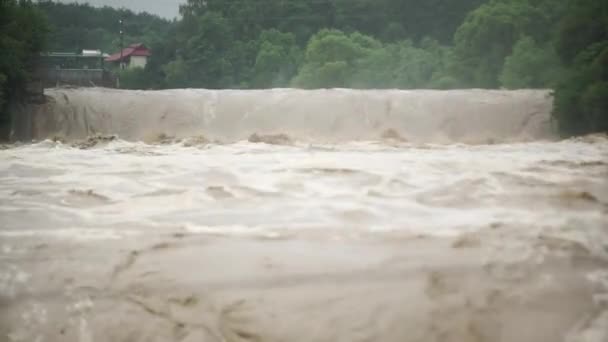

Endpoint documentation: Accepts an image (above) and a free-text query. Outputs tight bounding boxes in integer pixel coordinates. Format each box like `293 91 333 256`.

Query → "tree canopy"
35 0 173 54
552 0 608 135
0 0 48 137
0 0 605 137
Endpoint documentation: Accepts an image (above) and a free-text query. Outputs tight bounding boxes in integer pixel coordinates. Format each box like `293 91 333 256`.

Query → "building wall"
130 56 147 69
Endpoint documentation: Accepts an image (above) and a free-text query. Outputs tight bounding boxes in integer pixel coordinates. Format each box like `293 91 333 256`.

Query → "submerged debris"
381 128 408 142
248 133 292 145
146 133 210 146
153 133 176 145
67 189 110 201
570 133 608 144
51 136 67 144
72 134 118 149
182 135 210 147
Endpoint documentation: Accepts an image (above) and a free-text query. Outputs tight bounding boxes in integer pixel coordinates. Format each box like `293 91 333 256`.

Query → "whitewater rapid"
1 138 607 236
11 88 554 143
2 137 608 342
1 88 607 342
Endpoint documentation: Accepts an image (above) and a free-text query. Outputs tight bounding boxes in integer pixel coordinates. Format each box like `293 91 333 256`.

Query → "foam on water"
1 88 607 342
1 137 606 239
11 88 555 143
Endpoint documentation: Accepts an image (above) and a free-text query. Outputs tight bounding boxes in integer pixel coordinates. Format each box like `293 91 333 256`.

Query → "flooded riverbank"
11 88 553 144
1 137 607 342
1 88 607 341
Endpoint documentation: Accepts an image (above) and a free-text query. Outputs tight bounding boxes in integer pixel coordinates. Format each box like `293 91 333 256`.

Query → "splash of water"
11 88 555 143
4 88 607 342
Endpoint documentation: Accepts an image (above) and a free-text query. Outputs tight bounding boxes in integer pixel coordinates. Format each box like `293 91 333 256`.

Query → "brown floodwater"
1 88 607 342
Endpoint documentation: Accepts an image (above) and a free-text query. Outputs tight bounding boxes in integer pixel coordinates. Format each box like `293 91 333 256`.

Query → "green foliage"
252 30 301 88
178 0 485 44
499 36 563 89
353 40 448 89
451 0 571 88
552 0 608 136
163 58 191 89
142 28 178 90
170 11 236 88
36 1 173 54
292 30 374 88
555 0 608 65
381 22 407 43
171 0 485 89
33 0 490 91
20 0 606 136
332 0 486 43
0 0 48 83
292 30 452 89
34 1 176 91
452 0 541 87
581 81 608 132
553 43 608 135
0 0 48 134
118 67 151 90
0 73 6 116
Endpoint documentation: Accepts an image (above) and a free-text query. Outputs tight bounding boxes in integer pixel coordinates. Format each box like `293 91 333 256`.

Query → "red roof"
105 43 150 62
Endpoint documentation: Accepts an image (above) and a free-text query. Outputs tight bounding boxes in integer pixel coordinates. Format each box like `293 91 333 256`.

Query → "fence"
43 68 117 88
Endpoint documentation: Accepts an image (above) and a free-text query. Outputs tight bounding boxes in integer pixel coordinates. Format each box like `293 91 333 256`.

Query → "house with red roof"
105 43 151 69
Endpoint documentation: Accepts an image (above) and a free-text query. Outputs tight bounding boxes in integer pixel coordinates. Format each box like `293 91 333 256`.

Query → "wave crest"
12 88 555 144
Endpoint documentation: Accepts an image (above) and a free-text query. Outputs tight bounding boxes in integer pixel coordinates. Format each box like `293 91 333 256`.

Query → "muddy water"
11 88 553 143
1 137 607 342
1 88 608 341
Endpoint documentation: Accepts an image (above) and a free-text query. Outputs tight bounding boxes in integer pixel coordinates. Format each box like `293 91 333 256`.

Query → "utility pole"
119 19 124 70
117 18 124 88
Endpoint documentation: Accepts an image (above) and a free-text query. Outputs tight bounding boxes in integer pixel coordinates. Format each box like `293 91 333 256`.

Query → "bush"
552 0 608 136
118 67 152 90
500 36 563 89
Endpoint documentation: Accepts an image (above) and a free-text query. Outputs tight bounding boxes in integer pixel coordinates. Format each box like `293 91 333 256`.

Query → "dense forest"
37 0 173 54
0 0 47 135
0 0 606 137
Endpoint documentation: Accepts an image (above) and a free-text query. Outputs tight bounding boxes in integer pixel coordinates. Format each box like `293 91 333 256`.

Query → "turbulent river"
1 88 607 342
